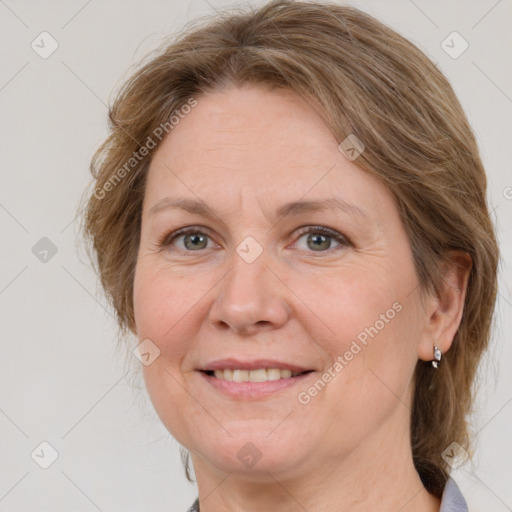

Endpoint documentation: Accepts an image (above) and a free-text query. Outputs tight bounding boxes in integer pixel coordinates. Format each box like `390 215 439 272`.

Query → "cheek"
133 263 203 442
133 262 195 346
297 264 419 410
291 264 405 356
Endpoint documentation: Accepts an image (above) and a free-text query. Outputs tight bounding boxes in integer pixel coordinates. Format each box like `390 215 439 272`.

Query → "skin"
132 83 471 511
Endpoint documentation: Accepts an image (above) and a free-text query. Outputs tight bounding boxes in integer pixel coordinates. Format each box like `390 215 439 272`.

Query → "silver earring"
432 344 442 368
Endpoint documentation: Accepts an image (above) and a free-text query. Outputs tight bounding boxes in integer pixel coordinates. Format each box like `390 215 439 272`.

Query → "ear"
417 250 472 362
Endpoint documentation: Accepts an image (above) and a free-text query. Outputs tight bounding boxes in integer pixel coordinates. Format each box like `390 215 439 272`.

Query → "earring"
432 344 442 368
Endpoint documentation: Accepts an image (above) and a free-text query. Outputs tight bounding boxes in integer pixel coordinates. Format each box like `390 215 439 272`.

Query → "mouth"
201 368 314 382
196 358 316 399
196 359 316 399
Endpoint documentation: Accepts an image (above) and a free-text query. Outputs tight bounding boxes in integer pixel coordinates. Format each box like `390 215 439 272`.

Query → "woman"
82 1 499 510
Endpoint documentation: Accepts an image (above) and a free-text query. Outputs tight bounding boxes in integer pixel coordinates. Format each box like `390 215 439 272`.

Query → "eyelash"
157 225 350 254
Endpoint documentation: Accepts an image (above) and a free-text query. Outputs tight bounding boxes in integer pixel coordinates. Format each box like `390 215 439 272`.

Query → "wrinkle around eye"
152 224 355 258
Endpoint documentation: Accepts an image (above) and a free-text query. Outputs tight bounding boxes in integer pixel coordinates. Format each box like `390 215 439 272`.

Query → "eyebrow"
147 196 369 222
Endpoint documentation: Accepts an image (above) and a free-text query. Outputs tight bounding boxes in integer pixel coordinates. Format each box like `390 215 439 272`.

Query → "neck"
190 408 441 512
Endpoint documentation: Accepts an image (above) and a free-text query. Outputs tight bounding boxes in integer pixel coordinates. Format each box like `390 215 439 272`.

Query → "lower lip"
198 371 314 399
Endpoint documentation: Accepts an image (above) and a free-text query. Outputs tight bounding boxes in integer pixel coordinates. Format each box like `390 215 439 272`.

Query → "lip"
199 358 313 372
198 370 315 399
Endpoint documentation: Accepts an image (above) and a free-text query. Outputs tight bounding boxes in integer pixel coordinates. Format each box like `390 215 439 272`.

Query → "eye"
158 225 349 254
294 226 349 252
161 227 214 251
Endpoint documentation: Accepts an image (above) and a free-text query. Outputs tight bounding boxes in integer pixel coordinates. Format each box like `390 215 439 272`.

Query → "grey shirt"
440 478 469 512
186 477 468 511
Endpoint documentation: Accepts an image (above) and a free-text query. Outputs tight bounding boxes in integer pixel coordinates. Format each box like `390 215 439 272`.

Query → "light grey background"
0 0 511 511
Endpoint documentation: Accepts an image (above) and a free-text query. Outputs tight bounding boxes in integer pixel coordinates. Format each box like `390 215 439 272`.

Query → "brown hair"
81 0 499 497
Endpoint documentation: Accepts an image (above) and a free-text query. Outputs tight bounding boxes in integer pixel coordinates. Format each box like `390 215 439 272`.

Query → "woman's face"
133 84 432 479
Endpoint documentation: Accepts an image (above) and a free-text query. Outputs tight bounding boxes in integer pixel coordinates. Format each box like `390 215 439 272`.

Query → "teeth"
267 368 281 381
233 369 249 382
210 368 303 382
249 369 267 382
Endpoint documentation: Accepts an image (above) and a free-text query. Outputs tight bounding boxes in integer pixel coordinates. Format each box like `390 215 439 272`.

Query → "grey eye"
179 232 210 250
164 229 212 251
294 227 347 252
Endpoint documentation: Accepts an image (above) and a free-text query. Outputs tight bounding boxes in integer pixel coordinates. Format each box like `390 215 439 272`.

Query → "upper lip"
199 358 313 372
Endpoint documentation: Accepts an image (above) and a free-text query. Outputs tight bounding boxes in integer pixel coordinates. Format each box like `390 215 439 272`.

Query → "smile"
198 369 315 399
205 368 311 382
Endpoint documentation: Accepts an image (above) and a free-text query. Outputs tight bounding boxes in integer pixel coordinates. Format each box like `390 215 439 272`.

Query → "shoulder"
440 477 469 512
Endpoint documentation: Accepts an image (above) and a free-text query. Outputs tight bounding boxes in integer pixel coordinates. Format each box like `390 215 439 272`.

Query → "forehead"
153 85 337 170
144 84 394 225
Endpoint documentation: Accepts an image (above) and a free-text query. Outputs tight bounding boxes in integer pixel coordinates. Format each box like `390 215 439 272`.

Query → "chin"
191 434 311 479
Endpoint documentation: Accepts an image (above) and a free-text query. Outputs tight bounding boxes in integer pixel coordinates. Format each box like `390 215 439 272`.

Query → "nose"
208 248 291 335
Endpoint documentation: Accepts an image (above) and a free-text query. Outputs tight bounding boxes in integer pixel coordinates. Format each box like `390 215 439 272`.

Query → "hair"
81 0 499 498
